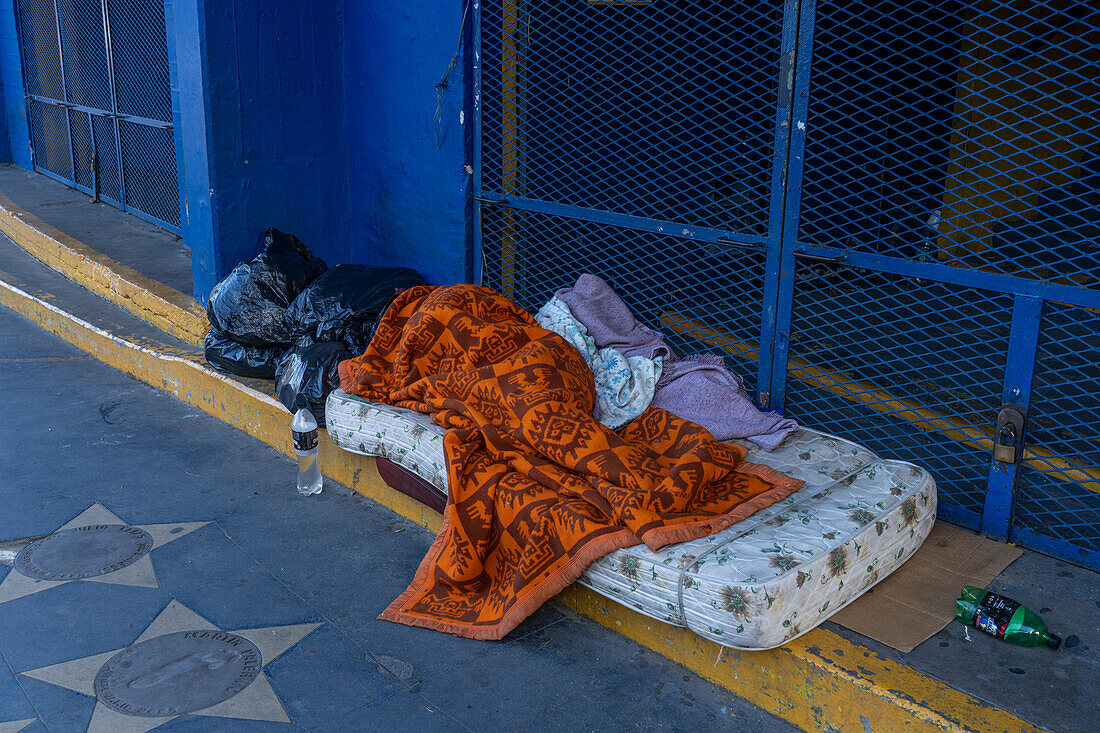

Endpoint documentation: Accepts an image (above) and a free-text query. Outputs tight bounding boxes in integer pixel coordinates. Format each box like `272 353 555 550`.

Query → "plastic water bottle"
954 586 1061 649
291 398 323 496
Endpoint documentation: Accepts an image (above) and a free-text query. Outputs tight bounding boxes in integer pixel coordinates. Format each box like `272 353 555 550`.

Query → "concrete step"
0 164 206 345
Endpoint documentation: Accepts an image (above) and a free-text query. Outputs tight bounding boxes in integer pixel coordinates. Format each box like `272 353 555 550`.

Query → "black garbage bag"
274 339 351 427
203 329 285 379
206 229 328 347
284 264 423 350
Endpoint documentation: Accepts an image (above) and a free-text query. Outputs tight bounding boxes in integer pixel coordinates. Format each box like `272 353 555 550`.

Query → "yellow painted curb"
0 271 1046 733
0 191 208 345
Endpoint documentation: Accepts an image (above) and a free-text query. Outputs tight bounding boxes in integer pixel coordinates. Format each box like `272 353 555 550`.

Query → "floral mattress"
325 388 936 650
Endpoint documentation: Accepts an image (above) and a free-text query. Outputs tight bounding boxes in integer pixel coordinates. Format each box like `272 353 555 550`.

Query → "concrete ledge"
0 191 208 345
0 267 1046 733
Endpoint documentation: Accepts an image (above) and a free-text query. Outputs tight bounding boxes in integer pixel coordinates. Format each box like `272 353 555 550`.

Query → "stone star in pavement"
0 719 37 733
0 503 207 604
19 599 320 732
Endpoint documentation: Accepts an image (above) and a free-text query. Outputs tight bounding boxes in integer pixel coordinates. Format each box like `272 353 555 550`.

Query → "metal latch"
993 405 1027 465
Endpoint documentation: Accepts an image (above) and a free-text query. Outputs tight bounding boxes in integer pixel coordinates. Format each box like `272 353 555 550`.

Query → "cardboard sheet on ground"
830 522 1021 653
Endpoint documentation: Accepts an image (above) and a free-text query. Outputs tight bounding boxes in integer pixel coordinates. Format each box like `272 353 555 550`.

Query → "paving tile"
2 371 286 523
217 488 494 682
155 718 297 732
9 677 89 730
0 312 85 360
0 661 37 721
0 487 91 544
145 522 318 632
0 720 47 733
0 574 168 676
418 613 799 732
266 624 403 728
37 701 93 733
312 690 469 733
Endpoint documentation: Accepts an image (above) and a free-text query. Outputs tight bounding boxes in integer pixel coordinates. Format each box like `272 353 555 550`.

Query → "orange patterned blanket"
338 284 801 639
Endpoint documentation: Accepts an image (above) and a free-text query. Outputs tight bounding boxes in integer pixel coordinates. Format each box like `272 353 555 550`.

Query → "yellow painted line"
663 312 1100 494
0 190 208 345
0 271 1045 733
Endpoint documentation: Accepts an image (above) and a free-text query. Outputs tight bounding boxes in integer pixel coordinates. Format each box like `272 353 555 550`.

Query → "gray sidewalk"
0 303 797 732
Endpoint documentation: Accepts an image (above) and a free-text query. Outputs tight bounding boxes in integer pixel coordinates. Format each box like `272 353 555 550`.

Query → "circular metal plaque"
14 525 153 581
93 630 263 717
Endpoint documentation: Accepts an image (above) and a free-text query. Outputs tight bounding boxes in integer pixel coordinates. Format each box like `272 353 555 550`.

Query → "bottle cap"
1047 634 1062 650
295 395 308 411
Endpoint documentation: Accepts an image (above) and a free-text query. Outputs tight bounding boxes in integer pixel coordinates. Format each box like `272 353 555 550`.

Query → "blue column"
0 0 31 167
164 0 218 301
167 0 355 302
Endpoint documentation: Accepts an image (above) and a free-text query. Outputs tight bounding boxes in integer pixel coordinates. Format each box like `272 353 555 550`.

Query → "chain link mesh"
68 108 93 189
92 113 121 203
27 98 73 178
785 264 1012 519
107 0 172 123
797 0 1099 560
481 205 768 393
480 0 783 234
56 0 111 110
801 0 1098 288
1013 304 1100 556
478 0 1099 567
119 120 180 228
17 0 64 100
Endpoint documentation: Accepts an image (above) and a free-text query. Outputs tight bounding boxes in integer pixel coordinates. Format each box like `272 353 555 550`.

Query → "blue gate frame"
473 0 1099 568
13 0 181 233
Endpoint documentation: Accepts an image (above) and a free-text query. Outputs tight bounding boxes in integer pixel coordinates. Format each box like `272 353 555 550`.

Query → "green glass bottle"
954 586 1061 649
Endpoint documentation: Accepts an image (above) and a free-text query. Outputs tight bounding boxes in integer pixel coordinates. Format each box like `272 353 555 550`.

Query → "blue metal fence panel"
785 0 1099 567
476 0 1099 568
478 0 797 401
783 268 1014 524
1010 303 1100 569
14 0 180 232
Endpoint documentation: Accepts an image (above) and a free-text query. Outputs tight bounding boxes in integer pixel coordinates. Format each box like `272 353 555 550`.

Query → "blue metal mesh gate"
779 0 1099 568
477 0 797 400
475 0 1100 569
15 0 180 232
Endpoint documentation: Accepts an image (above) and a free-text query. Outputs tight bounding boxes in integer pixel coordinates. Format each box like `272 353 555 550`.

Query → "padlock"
993 424 1017 464
992 404 1027 465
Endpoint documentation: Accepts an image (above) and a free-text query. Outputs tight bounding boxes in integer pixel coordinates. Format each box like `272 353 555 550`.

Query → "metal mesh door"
477 0 797 395
477 0 1099 569
16 0 180 232
782 0 1099 567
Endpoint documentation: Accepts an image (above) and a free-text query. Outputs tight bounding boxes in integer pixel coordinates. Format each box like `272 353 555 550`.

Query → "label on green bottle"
973 592 1020 639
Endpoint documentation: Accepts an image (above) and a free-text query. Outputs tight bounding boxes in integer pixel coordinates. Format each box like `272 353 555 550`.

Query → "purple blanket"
556 274 798 451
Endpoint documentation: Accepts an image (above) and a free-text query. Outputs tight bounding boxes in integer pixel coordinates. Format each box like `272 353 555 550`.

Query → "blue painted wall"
0 0 30 166
177 0 350 300
0 0 470 300
184 0 469 299
0 36 8 163
342 1 470 287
